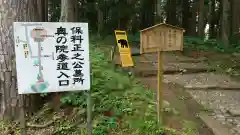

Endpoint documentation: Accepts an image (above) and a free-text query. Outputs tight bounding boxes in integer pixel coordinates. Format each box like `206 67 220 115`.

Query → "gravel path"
163 73 240 134
142 52 240 135
188 90 240 135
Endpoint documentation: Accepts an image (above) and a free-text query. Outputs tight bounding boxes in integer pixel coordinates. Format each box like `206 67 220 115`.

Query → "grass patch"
182 120 197 135
0 120 20 135
59 43 165 134
183 36 240 53
182 36 240 78
0 37 197 135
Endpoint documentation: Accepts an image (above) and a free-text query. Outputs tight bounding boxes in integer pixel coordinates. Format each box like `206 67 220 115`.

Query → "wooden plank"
140 24 184 53
140 23 185 32
199 113 231 135
157 51 163 125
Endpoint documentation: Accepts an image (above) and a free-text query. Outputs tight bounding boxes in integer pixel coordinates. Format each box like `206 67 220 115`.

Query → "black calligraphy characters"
71 27 85 85
55 26 85 87
55 26 70 86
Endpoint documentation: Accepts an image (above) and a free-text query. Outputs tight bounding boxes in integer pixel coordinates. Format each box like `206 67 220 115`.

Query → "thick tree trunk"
97 5 104 36
156 0 163 23
29 0 48 21
62 0 79 22
221 0 229 45
140 0 155 29
209 0 216 38
60 0 79 22
182 0 190 35
67 0 79 22
198 0 205 37
216 0 221 38
166 0 177 25
231 0 240 34
55 0 80 111
0 0 43 120
73 0 80 22
42 0 49 22
189 0 198 36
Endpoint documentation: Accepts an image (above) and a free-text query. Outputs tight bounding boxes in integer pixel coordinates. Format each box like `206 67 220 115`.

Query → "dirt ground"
104 45 240 134
132 55 214 135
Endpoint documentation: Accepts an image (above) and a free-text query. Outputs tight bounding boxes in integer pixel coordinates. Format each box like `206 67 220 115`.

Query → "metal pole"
87 90 92 135
87 72 93 135
19 95 26 135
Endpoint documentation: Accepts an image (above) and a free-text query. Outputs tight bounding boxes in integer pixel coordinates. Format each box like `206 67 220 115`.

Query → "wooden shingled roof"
140 23 185 32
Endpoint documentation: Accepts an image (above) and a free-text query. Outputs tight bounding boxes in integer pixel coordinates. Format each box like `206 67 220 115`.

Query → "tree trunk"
140 0 148 29
189 0 198 35
231 0 240 34
155 0 163 23
140 0 155 28
209 0 216 38
182 0 190 35
43 0 49 22
55 0 80 111
97 5 104 36
221 0 229 45
73 0 80 22
166 0 177 25
35 0 48 21
67 0 79 22
0 0 44 120
60 0 78 22
198 0 205 37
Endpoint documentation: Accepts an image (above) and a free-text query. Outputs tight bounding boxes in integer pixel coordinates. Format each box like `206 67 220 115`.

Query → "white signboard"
13 22 90 94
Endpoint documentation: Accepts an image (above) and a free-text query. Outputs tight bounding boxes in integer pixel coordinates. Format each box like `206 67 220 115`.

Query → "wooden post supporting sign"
157 51 163 124
19 95 27 135
140 23 185 125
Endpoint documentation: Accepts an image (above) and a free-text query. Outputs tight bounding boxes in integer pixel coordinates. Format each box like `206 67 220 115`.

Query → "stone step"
133 67 215 77
199 113 231 135
164 73 240 90
185 85 240 91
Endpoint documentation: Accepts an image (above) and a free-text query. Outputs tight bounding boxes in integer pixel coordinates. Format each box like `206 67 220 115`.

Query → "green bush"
184 36 240 53
60 43 166 135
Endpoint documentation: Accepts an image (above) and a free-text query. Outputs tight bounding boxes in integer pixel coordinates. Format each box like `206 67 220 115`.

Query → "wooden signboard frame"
140 23 185 54
13 22 93 135
140 23 185 125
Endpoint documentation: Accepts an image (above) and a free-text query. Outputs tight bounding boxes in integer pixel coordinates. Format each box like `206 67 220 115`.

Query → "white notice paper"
13 22 90 94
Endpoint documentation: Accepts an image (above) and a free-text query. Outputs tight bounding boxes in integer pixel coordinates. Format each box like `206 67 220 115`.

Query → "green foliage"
184 36 240 53
55 120 88 135
182 120 197 135
127 32 140 44
55 120 75 135
49 0 61 21
59 43 168 134
0 121 20 135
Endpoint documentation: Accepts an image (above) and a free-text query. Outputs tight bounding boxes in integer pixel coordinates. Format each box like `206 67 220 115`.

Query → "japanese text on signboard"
13 22 90 94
